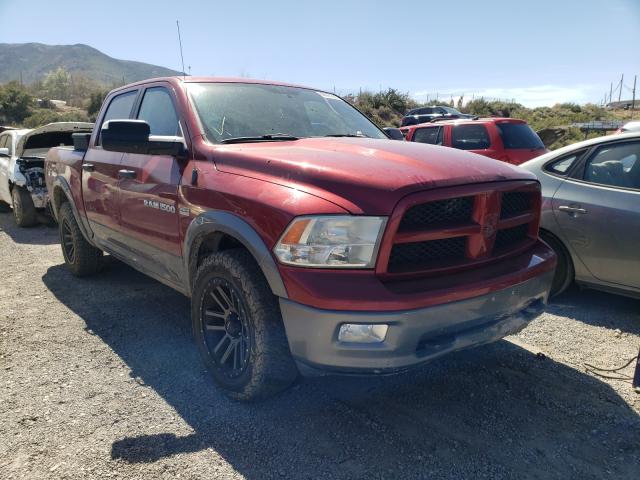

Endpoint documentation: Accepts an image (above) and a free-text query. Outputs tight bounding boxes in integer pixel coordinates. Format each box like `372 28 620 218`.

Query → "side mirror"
101 120 187 158
0 147 9 157
383 127 405 141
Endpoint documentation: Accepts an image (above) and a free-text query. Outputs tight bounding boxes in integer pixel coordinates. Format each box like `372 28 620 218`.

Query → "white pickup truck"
0 122 93 226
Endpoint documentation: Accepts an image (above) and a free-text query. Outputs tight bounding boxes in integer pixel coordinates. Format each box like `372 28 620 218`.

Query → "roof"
108 76 321 96
526 131 640 166
401 117 526 129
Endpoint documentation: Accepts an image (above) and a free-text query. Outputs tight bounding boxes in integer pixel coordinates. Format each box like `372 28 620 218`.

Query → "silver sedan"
520 132 640 298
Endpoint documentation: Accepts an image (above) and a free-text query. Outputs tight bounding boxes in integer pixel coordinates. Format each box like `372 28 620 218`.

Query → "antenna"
176 20 186 79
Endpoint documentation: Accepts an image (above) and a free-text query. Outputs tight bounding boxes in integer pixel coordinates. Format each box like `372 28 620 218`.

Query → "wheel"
58 202 103 276
0 200 10 213
192 250 298 401
540 230 574 297
11 186 37 227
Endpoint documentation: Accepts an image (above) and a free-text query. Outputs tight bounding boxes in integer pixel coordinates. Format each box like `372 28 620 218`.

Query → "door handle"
118 169 137 179
558 205 587 215
82 163 95 172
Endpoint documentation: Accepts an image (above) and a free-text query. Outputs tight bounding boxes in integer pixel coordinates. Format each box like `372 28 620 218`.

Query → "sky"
1 0 639 107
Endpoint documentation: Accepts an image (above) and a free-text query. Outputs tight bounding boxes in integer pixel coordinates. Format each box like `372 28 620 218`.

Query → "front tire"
58 202 103 277
11 186 37 227
192 250 298 401
540 230 574 297
0 200 10 213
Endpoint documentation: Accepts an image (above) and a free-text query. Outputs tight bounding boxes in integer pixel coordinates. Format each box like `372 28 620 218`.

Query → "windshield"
496 122 545 149
187 83 386 143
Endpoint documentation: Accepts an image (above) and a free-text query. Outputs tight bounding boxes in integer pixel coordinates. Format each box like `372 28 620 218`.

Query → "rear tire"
11 186 37 227
540 230 574 297
192 250 298 401
58 202 103 277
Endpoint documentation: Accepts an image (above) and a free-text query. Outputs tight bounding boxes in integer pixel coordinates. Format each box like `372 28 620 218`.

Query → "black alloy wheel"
200 278 252 379
61 217 76 264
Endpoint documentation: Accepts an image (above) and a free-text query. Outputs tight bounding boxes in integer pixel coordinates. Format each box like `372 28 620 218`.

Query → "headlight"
274 216 387 268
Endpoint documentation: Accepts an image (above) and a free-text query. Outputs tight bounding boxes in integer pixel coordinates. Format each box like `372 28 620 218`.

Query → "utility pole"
609 82 613 105
618 74 624 102
632 75 637 119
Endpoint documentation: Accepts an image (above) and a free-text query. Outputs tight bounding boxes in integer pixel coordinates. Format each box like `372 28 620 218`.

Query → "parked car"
0 122 93 226
521 132 640 298
400 106 472 126
45 77 556 400
400 117 549 165
615 121 640 134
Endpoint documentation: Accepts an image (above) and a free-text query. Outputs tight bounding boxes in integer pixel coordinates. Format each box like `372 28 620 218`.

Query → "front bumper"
279 270 553 375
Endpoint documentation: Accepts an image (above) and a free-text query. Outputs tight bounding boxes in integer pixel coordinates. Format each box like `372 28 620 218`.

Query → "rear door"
552 139 640 288
116 85 186 285
410 126 443 145
83 90 138 240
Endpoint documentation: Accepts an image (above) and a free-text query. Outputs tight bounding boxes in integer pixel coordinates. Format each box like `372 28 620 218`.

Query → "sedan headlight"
274 216 387 268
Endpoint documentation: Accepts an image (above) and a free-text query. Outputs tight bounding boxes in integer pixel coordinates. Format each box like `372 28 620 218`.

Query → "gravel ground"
1 214 639 480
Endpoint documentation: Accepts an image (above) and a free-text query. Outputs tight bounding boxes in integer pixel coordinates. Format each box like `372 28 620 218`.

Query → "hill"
0 43 181 85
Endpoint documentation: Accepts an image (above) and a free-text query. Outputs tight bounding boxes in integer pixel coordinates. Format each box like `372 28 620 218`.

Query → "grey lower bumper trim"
279 271 553 375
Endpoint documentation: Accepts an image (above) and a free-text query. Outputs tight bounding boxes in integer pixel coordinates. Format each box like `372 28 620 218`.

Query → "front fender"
183 211 288 299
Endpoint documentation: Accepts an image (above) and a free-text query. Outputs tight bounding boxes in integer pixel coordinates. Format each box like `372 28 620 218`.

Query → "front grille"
494 224 529 250
501 191 531 218
383 183 540 276
388 237 466 273
398 197 473 231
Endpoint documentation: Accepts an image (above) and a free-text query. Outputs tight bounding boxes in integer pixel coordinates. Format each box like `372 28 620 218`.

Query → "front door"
552 139 640 289
117 86 185 285
83 89 138 243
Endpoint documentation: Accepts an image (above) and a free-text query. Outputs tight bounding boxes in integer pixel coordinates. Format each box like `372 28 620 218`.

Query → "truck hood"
16 122 94 157
213 137 536 214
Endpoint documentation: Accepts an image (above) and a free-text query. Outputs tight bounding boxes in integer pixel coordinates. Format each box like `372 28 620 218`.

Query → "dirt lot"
1 214 639 480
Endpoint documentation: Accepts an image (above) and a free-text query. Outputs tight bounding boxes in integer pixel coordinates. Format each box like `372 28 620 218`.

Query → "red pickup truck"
45 77 556 400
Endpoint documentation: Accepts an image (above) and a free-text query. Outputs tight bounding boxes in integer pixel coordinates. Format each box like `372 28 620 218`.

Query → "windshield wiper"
323 133 369 138
220 134 300 144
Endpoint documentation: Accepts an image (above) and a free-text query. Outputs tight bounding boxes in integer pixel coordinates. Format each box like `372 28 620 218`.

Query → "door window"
137 87 181 137
544 150 585 176
451 124 490 150
583 142 640 190
97 90 138 144
412 127 442 145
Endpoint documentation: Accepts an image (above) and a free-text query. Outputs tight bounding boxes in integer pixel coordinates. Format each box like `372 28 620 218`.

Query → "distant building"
606 99 636 109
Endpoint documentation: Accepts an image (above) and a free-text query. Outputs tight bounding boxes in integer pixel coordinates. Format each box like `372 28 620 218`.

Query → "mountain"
0 43 182 85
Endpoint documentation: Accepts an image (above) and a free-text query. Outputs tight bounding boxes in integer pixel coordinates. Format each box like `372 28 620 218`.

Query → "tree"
43 67 72 101
0 82 33 124
87 90 109 119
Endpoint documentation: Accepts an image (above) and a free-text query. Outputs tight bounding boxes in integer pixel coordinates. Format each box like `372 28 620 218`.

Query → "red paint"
401 118 548 165
47 77 555 312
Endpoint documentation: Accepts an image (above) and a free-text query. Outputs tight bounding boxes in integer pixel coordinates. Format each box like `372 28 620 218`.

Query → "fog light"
338 324 388 343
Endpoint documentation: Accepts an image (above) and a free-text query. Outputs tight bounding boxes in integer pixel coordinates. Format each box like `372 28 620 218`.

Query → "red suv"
400 118 548 165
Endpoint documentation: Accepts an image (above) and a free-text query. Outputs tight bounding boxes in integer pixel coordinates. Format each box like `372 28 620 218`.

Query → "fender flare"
50 176 95 244
183 211 288 299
